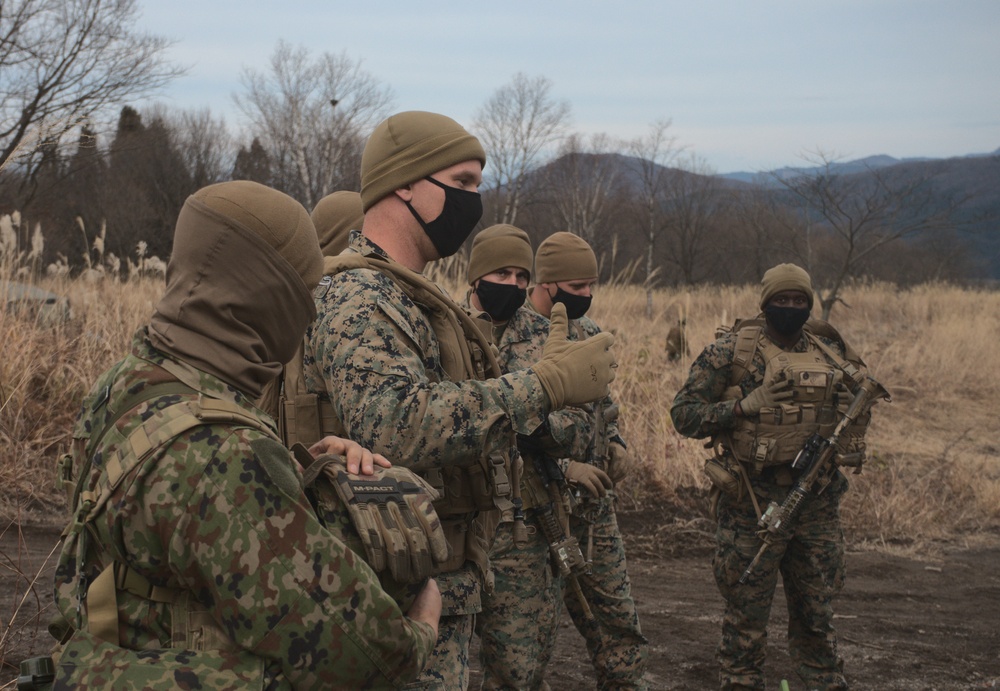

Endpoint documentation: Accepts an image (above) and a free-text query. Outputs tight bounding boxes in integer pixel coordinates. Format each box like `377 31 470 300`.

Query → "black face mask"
551 286 592 320
765 305 810 336
404 176 483 258
475 279 526 322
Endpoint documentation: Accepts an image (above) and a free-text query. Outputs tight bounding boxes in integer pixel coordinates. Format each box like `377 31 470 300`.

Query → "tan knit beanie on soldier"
312 191 364 257
467 224 533 285
759 263 814 310
192 180 323 288
360 111 486 212
534 232 598 283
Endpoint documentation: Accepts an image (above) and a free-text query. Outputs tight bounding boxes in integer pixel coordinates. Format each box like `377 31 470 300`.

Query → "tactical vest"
720 319 872 475
303 251 519 578
54 356 278 659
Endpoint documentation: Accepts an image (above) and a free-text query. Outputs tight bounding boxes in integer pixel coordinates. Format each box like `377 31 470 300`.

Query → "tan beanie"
467 224 533 285
312 191 364 257
192 181 322 289
759 263 814 310
534 231 598 283
360 111 486 211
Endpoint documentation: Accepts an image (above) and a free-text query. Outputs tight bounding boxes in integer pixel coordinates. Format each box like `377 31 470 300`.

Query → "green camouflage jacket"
53 328 434 689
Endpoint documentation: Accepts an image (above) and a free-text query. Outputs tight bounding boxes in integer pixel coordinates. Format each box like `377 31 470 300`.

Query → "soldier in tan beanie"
671 262 885 690
465 224 533 328
527 231 650 690
466 225 625 688
312 190 364 256
531 231 600 320
302 113 619 689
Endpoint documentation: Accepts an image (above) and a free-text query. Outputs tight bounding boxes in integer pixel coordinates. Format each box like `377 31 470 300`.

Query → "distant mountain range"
720 148 1000 185
525 148 1000 281
719 150 1000 280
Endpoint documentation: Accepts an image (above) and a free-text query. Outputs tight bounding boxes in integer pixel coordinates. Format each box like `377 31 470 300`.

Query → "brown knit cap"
759 263 814 310
534 232 598 283
360 111 486 211
467 224 533 285
192 181 322 288
311 191 364 257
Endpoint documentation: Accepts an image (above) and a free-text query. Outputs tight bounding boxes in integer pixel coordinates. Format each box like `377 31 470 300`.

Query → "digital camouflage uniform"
470 300 594 691
303 232 554 690
562 315 649 690
671 325 856 691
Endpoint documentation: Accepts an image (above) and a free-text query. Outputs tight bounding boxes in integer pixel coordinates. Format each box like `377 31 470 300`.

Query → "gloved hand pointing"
532 302 616 409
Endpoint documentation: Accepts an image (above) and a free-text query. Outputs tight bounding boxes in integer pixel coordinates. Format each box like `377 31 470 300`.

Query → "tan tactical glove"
307 454 450 583
738 378 793 416
532 302 616 409
565 460 614 499
606 441 636 485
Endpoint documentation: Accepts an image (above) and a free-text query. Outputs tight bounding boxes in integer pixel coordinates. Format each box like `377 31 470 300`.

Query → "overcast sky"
133 0 1000 174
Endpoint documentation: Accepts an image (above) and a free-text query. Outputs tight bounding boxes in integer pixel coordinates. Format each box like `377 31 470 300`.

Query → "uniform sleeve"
546 404 596 461
305 271 548 469
670 336 741 439
499 313 595 461
137 430 436 689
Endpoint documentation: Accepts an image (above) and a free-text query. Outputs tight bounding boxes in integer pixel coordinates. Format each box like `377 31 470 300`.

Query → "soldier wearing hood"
49 181 440 689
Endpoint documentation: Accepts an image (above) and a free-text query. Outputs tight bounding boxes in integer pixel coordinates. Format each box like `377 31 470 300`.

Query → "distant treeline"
3 102 998 298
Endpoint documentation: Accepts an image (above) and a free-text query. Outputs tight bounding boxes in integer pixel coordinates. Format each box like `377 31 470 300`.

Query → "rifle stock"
518 433 595 620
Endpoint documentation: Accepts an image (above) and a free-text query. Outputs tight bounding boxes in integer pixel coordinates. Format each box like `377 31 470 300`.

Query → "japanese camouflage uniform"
469 300 593 691
49 182 434 690
671 317 872 691
562 314 649 690
302 232 554 689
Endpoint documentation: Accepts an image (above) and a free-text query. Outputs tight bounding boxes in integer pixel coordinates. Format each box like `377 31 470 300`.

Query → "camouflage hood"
149 192 319 399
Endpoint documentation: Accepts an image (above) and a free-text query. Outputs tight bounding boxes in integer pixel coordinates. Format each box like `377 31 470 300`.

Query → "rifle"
517 431 594 620
592 402 620 473
738 375 889 585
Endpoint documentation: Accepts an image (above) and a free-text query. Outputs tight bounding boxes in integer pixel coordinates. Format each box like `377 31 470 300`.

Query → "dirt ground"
3 515 999 691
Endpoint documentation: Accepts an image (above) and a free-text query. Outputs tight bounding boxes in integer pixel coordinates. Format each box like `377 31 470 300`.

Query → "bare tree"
727 183 803 281
660 154 727 285
167 107 235 188
623 120 680 315
234 41 393 208
775 152 978 319
472 73 570 225
625 120 680 284
542 132 623 245
0 0 182 182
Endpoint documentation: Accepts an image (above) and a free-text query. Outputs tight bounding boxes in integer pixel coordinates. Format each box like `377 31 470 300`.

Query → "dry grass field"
6 272 999 543
3 257 1000 687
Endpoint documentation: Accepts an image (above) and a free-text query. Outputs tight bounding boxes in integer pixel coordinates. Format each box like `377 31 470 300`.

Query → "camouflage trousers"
713 473 848 691
404 613 474 690
566 494 649 690
476 518 563 690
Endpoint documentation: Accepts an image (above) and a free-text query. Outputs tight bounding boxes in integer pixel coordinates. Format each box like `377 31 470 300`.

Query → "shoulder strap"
730 324 763 387
75 382 278 525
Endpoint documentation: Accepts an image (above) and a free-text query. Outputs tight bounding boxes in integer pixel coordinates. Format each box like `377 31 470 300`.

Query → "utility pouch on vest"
704 455 741 497
17 656 54 691
303 451 450 584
